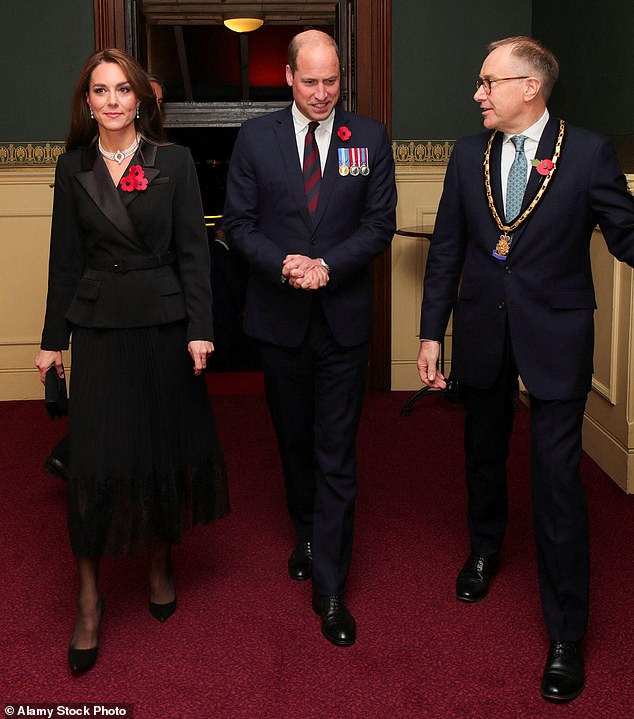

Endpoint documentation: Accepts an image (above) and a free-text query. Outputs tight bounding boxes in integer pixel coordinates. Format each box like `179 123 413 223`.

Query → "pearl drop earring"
89 106 94 119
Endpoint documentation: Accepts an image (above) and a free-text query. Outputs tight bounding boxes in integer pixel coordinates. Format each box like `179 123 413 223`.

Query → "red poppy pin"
120 165 148 192
337 126 352 141
531 158 555 176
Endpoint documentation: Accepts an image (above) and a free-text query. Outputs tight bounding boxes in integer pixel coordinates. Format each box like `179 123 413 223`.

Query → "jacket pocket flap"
549 288 597 309
75 278 102 301
158 275 183 296
150 177 170 186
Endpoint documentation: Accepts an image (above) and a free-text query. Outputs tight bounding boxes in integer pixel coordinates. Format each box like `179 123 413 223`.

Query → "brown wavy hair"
66 48 164 151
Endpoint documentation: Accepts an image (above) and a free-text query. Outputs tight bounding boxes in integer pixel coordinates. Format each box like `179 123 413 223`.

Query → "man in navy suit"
223 30 396 646
418 36 634 701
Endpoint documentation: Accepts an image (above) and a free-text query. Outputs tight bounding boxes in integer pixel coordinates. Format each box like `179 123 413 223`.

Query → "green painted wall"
533 0 634 170
392 0 532 140
2 1 630 168
1 0 94 142
392 0 633 170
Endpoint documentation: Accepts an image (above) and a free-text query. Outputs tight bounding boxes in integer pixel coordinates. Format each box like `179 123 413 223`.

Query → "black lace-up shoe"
541 641 585 702
288 540 312 581
456 552 500 602
312 594 356 646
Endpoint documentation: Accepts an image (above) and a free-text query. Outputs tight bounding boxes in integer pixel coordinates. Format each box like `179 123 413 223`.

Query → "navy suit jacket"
420 117 634 400
222 105 397 348
41 143 213 350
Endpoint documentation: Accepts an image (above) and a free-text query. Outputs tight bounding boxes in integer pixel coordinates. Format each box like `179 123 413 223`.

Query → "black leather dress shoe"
540 641 585 702
288 540 312 581
312 594 356 646
456 552 500 602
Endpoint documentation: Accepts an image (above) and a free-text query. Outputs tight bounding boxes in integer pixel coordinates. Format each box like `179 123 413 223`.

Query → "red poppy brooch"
531 158 555 176
120 165 149 192
337 126 352 141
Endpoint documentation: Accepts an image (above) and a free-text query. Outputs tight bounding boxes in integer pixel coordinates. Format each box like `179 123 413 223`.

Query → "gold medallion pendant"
483 120 566 261
495 234 511 257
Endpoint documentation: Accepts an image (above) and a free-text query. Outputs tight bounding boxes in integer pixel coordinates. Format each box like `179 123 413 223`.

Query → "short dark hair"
488 36 560 100
287 30 339 73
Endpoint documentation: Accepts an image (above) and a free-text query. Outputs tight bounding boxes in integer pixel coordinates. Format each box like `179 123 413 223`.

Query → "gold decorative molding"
392 140 454 166
0 142 65 169
1 139 455 169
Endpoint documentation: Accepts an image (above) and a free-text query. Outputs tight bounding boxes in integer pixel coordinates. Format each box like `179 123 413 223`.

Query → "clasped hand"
282 254 329 290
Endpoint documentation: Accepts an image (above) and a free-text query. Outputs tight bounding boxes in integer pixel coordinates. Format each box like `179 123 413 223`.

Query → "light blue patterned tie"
505 135 528 222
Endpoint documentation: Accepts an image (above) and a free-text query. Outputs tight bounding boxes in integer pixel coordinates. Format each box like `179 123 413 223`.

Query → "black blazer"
420 117 634 400
41 142 213 350
222 105 397 348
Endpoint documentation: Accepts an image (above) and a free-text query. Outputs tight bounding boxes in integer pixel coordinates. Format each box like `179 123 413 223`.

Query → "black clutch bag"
45 366 68 419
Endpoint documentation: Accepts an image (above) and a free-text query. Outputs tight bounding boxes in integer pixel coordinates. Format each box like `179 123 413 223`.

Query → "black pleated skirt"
67 321 229 557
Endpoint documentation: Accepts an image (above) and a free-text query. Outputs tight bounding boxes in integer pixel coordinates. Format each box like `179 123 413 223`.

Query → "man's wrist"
319 257 330 272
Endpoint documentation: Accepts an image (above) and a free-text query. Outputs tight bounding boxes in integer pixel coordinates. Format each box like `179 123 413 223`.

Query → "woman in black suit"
35 49 229 673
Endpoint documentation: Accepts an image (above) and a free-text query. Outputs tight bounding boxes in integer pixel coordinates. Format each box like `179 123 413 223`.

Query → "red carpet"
1 390 633 718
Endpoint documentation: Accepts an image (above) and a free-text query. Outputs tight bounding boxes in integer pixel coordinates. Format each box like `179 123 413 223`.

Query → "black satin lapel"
120 146 160 209
521 116 559 213
76 155 146 249
138 142 158 167
275 109 312 228
490 132 505 220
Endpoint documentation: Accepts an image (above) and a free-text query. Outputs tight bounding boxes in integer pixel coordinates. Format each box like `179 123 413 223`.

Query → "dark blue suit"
223 105 396 594
421 117 634 640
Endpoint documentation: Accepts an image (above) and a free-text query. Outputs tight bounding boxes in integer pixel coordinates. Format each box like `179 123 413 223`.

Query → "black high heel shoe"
149 550 176 622
68 596 104 673
149 595 177 622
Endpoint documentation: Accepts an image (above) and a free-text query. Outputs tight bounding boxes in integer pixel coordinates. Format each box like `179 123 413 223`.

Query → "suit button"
498 301 506 310
310 238 317 245
505 266 511 274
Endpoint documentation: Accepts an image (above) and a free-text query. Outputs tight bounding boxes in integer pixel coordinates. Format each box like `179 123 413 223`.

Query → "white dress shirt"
501 109 550 216
291 102 335 174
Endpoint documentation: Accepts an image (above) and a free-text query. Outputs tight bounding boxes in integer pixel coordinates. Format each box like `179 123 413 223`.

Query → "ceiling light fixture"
223 17 264 33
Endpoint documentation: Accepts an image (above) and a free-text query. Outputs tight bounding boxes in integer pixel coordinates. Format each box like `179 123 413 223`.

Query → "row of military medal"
338 147 370 176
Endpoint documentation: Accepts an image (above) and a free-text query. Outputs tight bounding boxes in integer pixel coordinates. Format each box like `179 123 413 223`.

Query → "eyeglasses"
475 76 530 94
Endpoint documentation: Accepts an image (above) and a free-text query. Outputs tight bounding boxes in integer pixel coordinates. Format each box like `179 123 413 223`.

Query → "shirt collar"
291 102 336 136
503 108 550 145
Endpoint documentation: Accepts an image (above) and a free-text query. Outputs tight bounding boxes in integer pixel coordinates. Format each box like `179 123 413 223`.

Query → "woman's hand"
188 340 214 376
35 350 64 384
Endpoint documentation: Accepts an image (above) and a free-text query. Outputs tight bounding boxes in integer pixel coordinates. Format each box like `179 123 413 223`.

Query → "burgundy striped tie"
303 121 321 215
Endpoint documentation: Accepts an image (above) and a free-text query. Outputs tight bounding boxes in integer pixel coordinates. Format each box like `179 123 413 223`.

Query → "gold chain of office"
484 119 566 258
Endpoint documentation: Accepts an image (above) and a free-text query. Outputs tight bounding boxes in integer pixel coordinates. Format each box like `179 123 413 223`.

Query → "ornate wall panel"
0 143 65 169
392 140 454 166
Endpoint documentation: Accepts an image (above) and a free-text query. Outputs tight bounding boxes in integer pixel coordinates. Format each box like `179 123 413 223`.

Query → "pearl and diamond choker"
98 133 140 164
